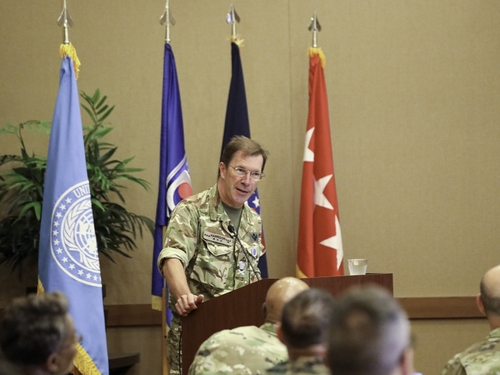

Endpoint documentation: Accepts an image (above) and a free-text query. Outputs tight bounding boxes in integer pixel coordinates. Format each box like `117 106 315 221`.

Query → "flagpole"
56 3 83 375
308 11 322 48
160 0 176 44
221 6 270 278
297 12 344 277
56 0 80 78
57 0 73 45
158 2 183 374
161 271 169 375
159 4 172 374
226 4 241 42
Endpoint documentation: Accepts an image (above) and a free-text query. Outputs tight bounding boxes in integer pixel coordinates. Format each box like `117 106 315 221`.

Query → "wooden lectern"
181 273 393 374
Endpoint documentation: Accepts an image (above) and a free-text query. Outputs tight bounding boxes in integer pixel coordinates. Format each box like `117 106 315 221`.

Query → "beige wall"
1 1 500 374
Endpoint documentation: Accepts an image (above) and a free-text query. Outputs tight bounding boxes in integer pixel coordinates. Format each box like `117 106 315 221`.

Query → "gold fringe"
296 265 307 279
152 295 163 311
59 43 81 79
230 35 244 47
38 280 101 374
74 343 102 375
37 278 45 295
308 47 326 68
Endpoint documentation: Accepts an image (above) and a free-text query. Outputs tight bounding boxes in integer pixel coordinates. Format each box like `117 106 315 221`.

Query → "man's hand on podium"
175 293 204 316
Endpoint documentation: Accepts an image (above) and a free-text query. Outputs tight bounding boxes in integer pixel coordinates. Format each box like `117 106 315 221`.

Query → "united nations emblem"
50 181 101 287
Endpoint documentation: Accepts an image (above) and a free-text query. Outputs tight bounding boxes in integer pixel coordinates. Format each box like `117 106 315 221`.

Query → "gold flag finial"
57 0 80 77
160 0 176 44
308 11 322 48
226 4 242 43
57 0 73 45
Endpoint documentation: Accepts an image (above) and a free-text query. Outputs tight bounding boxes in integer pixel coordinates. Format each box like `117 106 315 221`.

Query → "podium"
181 273 392 374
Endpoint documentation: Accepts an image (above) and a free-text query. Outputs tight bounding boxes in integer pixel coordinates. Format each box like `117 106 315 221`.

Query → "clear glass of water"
347 258 368 275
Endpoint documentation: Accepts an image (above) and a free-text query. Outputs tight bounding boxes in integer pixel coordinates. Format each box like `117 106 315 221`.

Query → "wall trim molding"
104 296 484 327
397 296 482 319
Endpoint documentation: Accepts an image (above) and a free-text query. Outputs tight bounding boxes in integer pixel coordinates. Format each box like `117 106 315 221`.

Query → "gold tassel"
308 47 326 68
296 265 308 279
39 280 101 373
37 278 45 295
230 35 244 47
152 295 163 311
74 344 103 375
59 43 81 79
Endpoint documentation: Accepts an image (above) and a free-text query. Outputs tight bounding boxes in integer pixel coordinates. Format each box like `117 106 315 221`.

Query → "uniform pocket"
190 237 234 293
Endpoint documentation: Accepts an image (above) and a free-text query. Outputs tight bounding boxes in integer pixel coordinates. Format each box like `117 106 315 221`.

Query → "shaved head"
480 265 500 317
264 277 309 323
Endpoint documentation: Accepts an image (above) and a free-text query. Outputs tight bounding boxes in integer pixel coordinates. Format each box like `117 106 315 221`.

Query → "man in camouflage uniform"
441 264 500 375
267 288 335 375
327 286 414 375
188 277 309 375
157 136 269 374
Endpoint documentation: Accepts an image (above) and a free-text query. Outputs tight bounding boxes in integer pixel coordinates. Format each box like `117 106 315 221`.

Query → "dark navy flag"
152 43 192 323
221 42 268 278
38 55 108 375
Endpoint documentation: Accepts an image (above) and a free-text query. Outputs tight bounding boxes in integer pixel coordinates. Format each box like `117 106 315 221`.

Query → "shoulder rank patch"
250 232 259 243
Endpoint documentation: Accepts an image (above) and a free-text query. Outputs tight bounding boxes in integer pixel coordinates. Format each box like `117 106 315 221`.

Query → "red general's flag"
296 48 344 277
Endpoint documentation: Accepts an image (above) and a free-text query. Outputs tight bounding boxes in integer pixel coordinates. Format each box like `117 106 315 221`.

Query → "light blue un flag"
38 55 109 375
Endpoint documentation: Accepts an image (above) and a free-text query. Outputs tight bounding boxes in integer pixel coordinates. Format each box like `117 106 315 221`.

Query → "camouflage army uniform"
188 322 287 375
157 184 264 374
266 357 331 375
441 327 500 375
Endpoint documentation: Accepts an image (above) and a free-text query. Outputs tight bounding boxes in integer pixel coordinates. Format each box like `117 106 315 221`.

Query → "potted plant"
0 89 154 276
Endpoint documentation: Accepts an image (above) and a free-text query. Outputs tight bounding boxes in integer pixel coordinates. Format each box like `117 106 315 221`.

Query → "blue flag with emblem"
38 52 109 375
151 43 192 324
221 42 268 277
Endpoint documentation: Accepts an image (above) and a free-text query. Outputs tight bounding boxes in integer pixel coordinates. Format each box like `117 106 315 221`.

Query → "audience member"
0 292 78 375
0 357 21 375
327 285 414 375
188 277 309 375
267 288 335 374
441 264 500 375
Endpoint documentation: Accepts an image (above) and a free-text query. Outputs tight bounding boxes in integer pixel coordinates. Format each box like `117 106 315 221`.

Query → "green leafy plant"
0 89 154 276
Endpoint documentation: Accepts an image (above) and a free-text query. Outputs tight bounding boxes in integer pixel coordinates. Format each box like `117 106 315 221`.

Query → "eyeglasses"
229 165 265 181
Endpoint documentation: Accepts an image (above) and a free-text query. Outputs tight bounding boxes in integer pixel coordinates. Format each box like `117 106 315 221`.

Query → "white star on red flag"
314 174 334 210
297 48 344 277
319 215 344 269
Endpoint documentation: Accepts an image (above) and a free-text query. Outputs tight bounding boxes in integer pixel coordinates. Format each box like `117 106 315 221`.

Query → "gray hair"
327 286 410 375
0 291 71 366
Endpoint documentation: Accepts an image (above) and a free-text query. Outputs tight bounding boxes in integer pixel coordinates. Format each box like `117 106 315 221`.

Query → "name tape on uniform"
203 231 233 246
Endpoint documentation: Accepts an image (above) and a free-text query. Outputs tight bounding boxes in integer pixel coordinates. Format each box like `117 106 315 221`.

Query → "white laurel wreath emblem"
51 182 102 287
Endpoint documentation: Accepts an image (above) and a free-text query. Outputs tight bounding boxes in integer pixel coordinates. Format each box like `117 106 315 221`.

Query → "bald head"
480 265 500 318
264 277 309 323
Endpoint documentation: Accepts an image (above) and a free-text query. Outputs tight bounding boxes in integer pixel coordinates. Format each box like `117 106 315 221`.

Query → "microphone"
227 225 261 282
